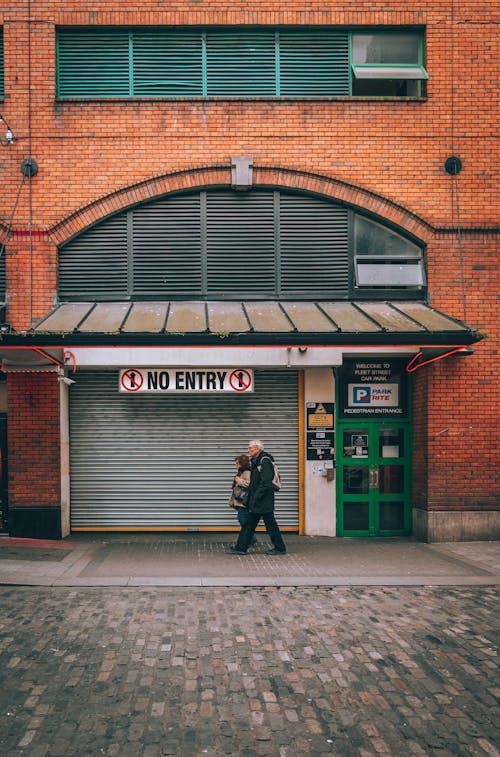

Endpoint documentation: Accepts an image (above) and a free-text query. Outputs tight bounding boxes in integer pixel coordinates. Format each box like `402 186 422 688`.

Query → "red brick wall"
0 1 497 520
7 373 61 507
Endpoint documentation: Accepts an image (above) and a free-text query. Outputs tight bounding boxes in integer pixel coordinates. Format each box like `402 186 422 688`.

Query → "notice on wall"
338 360 408 418
306 402 334 460
119 368 254 393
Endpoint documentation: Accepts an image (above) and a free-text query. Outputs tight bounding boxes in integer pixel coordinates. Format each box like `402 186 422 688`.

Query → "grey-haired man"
229 439 287 555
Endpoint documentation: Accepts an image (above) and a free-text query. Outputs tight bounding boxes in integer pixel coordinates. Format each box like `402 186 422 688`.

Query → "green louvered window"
0 29 4 98
57 27 353 97
59 189 425 301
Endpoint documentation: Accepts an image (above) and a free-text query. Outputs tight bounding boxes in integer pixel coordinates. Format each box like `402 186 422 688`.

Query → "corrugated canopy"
6 300 480 348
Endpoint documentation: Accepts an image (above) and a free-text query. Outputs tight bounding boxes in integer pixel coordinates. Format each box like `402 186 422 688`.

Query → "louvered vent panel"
59 216 129 299
279 31 349 96
206 192 276 294
280 194 349 295
132 195 202 296
206 31 276 95
133 31 203 96
57 31 130 97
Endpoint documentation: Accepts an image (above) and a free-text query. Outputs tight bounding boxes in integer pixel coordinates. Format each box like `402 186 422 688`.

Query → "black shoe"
227 546 247 555
265 547 286 555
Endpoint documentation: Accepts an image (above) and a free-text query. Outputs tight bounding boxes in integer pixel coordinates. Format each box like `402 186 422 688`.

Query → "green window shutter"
59 215 129 299
132 31 203 96
0 29 4 97
132 195 202 296
279 30 349 96
205 30 276 96
57 30 130 97
205 192 276 294
279 194 349 296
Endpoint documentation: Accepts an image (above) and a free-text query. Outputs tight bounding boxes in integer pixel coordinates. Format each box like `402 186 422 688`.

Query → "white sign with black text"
119 368 254 394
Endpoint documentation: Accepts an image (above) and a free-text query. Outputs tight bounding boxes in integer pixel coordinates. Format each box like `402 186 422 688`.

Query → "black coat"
248 450 276 514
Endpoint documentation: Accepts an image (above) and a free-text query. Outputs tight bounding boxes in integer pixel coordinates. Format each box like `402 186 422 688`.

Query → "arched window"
59 189 425 301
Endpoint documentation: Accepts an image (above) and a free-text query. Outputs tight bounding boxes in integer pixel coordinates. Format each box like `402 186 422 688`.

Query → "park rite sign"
119 368 254 394
337 359 409 418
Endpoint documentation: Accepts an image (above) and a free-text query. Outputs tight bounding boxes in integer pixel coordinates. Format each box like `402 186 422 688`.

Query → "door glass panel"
344 501 369 530
379 428 404 458
379 465 404 494
342 428 369 458
343 466 369 494
379 501 405 530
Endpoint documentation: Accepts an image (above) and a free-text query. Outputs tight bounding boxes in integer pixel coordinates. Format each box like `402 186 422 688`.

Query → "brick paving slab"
0 535 498 587
0 585 498 756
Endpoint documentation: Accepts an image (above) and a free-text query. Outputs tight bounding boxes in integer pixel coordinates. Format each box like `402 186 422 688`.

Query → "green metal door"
336 421 411 536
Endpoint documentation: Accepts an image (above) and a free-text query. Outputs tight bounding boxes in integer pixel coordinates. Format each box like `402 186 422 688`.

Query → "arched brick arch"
48 164 434 245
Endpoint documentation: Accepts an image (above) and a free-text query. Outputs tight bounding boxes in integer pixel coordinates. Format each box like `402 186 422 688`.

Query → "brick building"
0 1 498 541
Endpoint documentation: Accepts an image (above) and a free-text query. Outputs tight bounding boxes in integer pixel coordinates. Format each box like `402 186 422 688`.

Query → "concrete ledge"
413 508 500 542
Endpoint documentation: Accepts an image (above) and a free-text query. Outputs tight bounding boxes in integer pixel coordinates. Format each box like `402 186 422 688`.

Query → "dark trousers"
236 507 258 544
235 511 286 553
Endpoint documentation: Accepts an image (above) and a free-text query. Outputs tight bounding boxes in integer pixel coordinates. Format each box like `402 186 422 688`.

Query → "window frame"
352 213 427 294
350 30 428 97
56 25 427 100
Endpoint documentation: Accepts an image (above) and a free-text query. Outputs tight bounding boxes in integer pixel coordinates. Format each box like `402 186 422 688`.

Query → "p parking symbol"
353 387 371 404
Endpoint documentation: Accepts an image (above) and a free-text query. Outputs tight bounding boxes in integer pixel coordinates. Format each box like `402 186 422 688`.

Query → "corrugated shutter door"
70 370 299 529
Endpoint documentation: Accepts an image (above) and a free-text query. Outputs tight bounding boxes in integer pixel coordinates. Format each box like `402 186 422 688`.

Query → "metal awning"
0 301 480 348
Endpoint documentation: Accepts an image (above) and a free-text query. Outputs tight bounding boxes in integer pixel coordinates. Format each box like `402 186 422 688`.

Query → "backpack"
261 456 282 492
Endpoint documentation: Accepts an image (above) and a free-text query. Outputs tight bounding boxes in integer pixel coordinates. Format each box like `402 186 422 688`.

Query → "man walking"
229 439 287 555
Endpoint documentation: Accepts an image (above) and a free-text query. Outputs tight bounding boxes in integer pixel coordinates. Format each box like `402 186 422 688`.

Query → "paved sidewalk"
0 583 498 756
0 533 499 587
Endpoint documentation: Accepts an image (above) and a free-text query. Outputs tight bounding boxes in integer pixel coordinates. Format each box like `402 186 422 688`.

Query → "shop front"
0 297 477 540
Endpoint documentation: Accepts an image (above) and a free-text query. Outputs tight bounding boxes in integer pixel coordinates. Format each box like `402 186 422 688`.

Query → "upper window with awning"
351 32 428 97
58 189 426 302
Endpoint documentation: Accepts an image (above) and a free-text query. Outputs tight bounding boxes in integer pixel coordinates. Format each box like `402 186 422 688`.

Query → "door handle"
369 468 379 489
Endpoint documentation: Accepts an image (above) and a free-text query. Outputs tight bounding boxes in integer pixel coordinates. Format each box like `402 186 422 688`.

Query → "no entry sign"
119 368 254 394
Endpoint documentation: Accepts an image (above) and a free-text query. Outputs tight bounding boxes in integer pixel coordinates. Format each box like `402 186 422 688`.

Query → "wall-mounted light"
0 115 15 146
445 156 462 175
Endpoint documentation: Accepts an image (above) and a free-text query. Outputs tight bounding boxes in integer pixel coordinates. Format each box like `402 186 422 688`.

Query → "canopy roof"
2 300 479 348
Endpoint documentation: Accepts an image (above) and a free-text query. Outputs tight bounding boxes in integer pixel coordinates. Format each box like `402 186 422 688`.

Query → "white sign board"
119 368 254 394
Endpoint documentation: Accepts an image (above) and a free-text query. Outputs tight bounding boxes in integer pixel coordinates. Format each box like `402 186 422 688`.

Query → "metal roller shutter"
70 370 299 530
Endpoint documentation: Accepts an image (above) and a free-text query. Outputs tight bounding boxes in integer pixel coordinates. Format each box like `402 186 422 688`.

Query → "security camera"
58 376 75 386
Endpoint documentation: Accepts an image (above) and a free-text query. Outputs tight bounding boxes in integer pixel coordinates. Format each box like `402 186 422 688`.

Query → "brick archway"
48 164 433 245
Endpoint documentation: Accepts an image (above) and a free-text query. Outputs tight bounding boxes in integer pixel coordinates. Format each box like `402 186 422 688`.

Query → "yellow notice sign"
307 402 334 429
308 413 334 427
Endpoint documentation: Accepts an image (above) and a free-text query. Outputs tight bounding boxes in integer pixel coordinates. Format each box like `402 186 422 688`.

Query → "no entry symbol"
229 369 252 392
121 369 144 392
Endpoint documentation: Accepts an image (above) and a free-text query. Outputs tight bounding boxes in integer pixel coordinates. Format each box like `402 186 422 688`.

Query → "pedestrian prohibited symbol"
121 369 144 392
229 369 252 392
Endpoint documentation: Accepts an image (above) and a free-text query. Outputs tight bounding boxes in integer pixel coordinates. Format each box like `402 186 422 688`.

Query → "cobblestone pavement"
0 585 498 756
